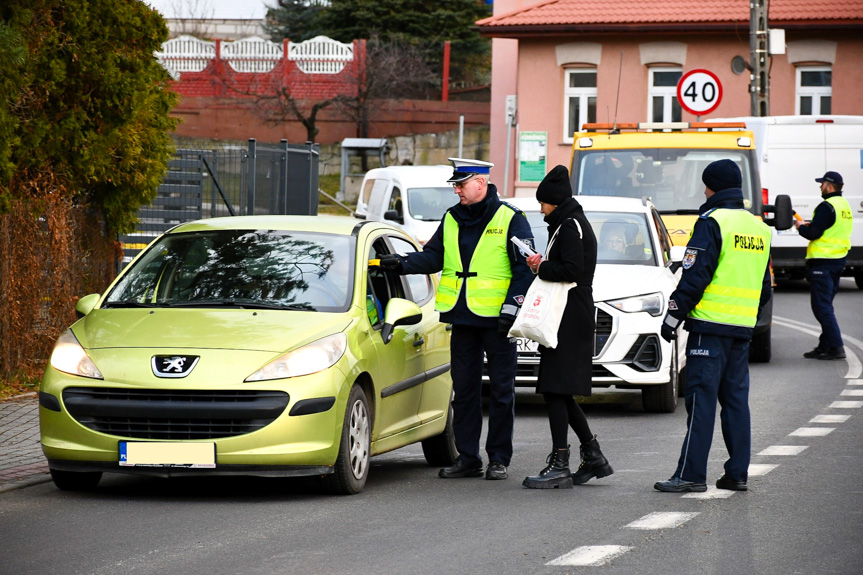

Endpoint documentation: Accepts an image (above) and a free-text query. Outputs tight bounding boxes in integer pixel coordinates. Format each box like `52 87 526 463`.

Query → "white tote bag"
507 219 579 349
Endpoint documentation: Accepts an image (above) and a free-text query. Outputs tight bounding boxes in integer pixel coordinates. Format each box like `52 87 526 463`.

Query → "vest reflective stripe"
436 207 514 316
806 196 852 259
688 209 771 328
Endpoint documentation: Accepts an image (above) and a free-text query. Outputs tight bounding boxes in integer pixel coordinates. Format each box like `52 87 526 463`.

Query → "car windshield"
575 149 754 213
105 230 355 312
407 187 455 221
521 209 657 266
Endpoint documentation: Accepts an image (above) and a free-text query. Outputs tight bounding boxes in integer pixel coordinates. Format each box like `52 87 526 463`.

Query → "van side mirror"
384 209 404 225
762 194 793 230
668 245 686 273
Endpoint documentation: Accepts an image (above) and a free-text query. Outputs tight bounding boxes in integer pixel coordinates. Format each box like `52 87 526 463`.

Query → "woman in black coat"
522 165 614 489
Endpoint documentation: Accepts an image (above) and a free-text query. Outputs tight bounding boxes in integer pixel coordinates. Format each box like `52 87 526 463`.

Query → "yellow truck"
569 121 792 362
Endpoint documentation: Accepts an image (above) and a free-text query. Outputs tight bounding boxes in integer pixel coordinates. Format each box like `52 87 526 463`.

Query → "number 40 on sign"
676 69 723 116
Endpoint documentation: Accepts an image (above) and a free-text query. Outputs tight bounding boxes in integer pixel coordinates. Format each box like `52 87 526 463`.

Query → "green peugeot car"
40 216 455 494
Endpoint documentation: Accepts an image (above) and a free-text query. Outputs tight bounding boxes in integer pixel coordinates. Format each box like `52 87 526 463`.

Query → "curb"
0 473 52 494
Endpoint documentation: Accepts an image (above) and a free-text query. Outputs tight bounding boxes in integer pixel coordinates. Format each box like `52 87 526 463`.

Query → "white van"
354 165 455 245
709 116 863 288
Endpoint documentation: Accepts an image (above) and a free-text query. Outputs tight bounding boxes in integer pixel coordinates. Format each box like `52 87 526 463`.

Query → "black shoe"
816 347 846 360
654 476 707 492
803 347 824 359
485 461 508 480
523 447 573 489
572 436 613 485
716 474 748 491
438 458 483 479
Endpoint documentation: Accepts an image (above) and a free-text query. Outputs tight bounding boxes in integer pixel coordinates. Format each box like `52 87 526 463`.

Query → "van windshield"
407 187 456 221
575 149 754 213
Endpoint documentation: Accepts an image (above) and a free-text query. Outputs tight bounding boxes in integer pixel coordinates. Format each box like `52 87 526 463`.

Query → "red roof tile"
477 0 863 30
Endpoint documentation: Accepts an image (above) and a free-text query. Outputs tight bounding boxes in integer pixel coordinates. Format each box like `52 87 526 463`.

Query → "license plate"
119 441 216 468
516 337 539 352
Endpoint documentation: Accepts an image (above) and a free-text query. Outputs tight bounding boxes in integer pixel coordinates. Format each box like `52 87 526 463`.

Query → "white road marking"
683 486 736 499
789 427 834 437
748 463 779 476
840 389 863 396
810 414 851 423
546 545 632 567
624 512 699 530
847 379 863 386
757 445 808 456
773 317 863 379
829 401 863 408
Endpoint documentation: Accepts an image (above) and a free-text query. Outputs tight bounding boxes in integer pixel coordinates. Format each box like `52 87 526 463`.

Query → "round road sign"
676 69 722 116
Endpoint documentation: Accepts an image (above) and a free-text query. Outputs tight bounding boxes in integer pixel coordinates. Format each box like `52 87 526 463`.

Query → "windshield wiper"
101 301 164 308
165 300 305 310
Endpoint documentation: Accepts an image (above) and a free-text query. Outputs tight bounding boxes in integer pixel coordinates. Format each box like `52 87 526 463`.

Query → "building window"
564 69 597 142
648 68 682 123
796 66 831 115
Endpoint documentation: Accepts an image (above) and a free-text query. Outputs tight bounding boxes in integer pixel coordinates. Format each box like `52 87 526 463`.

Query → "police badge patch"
682 248 698 270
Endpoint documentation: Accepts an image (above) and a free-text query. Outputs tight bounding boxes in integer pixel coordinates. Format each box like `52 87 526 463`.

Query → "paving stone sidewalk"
0 394 51 492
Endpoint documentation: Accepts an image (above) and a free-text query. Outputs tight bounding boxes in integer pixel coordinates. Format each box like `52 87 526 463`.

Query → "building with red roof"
476 0 863 196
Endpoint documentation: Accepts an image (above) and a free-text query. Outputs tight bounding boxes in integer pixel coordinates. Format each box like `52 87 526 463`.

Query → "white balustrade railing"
222 36 283 73
155 35 216 79
288 36 354 74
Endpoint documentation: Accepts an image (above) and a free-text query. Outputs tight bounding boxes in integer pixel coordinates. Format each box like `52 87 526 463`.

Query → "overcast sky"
143 0 275 20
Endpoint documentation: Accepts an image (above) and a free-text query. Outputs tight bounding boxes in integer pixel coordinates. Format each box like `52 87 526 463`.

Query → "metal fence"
120 139 320 265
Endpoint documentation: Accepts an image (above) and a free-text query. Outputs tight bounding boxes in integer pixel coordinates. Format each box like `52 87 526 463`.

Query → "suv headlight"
245 333 347 382
49 329 104 379
606 292 664 317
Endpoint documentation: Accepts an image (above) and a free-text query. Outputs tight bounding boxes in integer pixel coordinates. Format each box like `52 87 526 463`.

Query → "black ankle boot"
572 435 613 485
522 447 574 489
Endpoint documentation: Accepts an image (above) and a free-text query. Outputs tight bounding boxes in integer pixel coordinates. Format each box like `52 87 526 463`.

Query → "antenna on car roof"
611 52 623 135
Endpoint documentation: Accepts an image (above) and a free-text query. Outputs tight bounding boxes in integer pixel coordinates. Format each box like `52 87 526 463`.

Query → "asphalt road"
0 279 860 575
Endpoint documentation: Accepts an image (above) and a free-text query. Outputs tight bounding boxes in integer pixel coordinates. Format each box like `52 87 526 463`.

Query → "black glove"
498 316 515 338
660 313 679 342
379 254 402 272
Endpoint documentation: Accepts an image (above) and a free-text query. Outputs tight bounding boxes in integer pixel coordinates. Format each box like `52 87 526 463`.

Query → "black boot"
522 447 573 489
572 435 613 485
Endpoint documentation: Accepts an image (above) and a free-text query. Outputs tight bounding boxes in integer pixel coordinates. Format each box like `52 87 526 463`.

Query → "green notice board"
518 131 547 182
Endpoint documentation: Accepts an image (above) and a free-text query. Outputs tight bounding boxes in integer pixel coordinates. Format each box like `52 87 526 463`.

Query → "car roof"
505 195 655 214
167 215 400 236
364 165 453 187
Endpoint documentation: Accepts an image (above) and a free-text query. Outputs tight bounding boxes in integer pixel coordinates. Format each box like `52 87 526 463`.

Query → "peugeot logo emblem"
152 355 200 378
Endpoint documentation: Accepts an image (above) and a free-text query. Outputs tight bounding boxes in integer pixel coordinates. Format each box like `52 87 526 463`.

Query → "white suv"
498 195 687 413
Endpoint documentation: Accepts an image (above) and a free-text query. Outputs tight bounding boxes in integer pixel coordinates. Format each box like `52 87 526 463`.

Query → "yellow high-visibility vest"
806 195 852 259
436 206 514 316
688 209 771 328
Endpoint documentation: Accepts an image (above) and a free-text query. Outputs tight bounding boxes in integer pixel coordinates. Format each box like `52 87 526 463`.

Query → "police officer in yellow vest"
795 171 852 360
379 158 535 480
654 159 772 493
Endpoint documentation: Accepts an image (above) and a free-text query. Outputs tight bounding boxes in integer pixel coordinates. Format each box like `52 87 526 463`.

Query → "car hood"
593 265 674 302
73 308 353 353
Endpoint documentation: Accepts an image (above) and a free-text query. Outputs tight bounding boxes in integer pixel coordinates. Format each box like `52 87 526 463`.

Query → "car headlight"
606 292 664 317
245 333 347 382
49 329 104 379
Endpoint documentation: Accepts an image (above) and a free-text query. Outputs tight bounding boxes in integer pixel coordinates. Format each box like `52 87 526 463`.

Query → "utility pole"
750 0 769 116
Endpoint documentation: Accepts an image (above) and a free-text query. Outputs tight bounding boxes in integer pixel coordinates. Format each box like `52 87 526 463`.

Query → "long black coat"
535 197 597 396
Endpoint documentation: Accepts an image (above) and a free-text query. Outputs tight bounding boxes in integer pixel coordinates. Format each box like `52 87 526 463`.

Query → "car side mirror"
762 194 793 230
668 245 686 273
75 293 101 319
380 298 423 343
384 209 404 225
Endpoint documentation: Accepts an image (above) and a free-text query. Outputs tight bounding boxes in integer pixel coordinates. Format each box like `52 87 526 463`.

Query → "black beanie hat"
702 159 742 192
536 165 572 205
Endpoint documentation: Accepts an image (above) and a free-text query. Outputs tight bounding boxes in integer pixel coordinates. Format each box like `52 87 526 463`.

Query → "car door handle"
413 338 425 347
446 324 453 331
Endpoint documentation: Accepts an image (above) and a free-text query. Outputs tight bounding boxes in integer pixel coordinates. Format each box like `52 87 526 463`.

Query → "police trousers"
807 258 846 350
450 325 517 466
675 333 751 483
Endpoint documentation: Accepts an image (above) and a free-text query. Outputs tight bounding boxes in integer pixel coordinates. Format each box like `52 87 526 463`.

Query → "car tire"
677 362 687 398
325 385 371 495
854 267 863 290
49 469 102 491
420 399 458 467
642 342 678 413
749 326 771 363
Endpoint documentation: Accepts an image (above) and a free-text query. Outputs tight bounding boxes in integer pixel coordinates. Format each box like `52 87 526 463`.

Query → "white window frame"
563 69 597 144
647 67 682 123
796 66 832 115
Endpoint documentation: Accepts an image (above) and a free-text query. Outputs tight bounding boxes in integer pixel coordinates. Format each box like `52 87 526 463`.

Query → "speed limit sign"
677 69 722 115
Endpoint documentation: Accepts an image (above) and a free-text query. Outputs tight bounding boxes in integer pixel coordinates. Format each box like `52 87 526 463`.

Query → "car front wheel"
50 469 102 491
325 385 371 495
642 342 679 413
420 398 458 467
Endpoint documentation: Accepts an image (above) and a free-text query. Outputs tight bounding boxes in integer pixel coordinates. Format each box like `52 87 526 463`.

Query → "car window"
651 208 673 263
388 236 432 304
388 187 403 217
582 211 658 266
407 187 454 222
105 230 355 312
